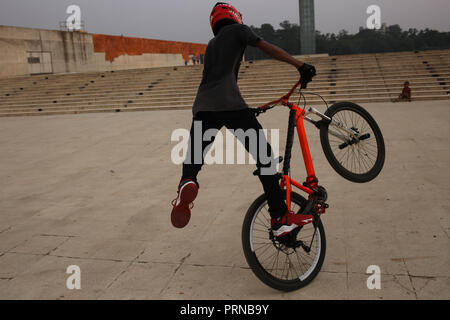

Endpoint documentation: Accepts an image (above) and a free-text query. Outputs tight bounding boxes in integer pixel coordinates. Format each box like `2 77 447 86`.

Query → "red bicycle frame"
258 81 319 212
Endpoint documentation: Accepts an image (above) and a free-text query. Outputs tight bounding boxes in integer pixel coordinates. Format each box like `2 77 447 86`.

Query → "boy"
170 2 317 237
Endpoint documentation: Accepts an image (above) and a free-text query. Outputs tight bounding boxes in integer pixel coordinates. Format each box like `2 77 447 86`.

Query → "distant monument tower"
299 0 316 54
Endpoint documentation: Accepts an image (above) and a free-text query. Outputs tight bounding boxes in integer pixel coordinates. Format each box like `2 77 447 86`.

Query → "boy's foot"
171 179 198 228
271 211 314 237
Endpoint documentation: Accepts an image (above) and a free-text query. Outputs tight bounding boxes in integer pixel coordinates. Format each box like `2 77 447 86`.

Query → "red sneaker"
271 211 314 237
171 179 198 228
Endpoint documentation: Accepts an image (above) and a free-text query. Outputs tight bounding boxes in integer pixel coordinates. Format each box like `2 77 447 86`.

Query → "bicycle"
242 80 385 291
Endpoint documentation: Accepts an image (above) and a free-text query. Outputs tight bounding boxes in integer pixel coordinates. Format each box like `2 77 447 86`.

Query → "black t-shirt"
192 24 261 115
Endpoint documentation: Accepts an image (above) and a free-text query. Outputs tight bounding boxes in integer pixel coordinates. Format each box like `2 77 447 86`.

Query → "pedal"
315 202 328 215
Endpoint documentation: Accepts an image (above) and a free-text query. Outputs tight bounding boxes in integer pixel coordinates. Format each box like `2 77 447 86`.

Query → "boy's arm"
256 40 304 68
255 40 316 87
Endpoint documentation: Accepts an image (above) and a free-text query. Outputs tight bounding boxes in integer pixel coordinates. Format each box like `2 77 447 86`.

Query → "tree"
244 21 450 60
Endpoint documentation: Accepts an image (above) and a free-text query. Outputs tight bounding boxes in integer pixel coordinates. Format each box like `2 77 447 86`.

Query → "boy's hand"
298 63 317 88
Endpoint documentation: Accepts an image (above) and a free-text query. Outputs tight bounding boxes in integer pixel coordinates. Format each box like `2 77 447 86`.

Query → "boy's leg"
222 109 287 219
182 112 222 185
172 112 222 228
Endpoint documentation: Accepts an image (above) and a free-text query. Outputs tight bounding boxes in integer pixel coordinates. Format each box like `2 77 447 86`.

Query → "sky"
1 0 449 44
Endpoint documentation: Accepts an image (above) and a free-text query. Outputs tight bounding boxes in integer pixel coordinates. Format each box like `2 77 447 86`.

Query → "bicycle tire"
242 192 326 292
320 102 385 183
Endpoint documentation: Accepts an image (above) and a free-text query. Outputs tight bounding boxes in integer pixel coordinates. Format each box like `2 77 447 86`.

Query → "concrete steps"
1 95 448 118
1 86 448 111
1 49 450 117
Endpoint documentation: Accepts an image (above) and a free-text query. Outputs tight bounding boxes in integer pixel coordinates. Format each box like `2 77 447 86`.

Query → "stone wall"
0 25 207 78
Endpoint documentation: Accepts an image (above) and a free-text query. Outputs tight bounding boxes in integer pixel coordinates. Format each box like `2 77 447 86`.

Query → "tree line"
245 21 450 60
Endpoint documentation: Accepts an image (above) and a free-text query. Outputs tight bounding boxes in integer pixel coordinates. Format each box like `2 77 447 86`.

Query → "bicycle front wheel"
242 192 326 292
320 102 385 183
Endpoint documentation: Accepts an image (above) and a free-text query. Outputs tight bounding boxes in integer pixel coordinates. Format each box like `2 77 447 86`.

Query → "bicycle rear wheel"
242 192 326 292
320 102 385 183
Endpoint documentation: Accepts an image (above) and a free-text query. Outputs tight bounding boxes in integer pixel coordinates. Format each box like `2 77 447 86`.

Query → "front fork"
304 106 359 142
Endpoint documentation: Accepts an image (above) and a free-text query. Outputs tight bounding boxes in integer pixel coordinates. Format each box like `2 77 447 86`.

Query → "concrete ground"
0 100 449 300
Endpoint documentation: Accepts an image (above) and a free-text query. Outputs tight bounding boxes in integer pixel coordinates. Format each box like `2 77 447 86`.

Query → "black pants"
181 108 287 219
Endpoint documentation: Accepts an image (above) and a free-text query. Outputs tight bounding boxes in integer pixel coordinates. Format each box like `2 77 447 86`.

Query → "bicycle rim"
243 193 326 291
320 102 385 183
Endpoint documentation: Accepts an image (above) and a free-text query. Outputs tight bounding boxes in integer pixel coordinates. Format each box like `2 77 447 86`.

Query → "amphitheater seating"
0 49 449 117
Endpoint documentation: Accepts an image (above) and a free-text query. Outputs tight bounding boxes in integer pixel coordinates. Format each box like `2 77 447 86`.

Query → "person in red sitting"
395 81 412 102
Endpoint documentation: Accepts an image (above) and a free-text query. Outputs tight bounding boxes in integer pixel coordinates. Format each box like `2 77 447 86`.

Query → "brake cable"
298 90 330 111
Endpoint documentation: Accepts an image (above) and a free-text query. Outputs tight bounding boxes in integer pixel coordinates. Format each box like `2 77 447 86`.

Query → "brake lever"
300 79 308 89
252 105 275 117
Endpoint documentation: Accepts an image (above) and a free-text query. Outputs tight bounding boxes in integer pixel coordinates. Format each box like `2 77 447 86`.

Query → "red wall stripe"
92 34 207 62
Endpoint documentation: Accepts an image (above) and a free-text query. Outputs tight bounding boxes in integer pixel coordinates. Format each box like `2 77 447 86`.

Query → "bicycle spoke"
256 244 273 255
248 195 323 284
327 108 380 175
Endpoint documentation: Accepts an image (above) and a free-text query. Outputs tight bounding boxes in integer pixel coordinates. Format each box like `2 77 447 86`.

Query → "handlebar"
254 81 301 114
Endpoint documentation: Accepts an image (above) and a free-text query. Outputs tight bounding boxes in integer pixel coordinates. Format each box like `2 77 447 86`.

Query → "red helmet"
210 2 243 34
